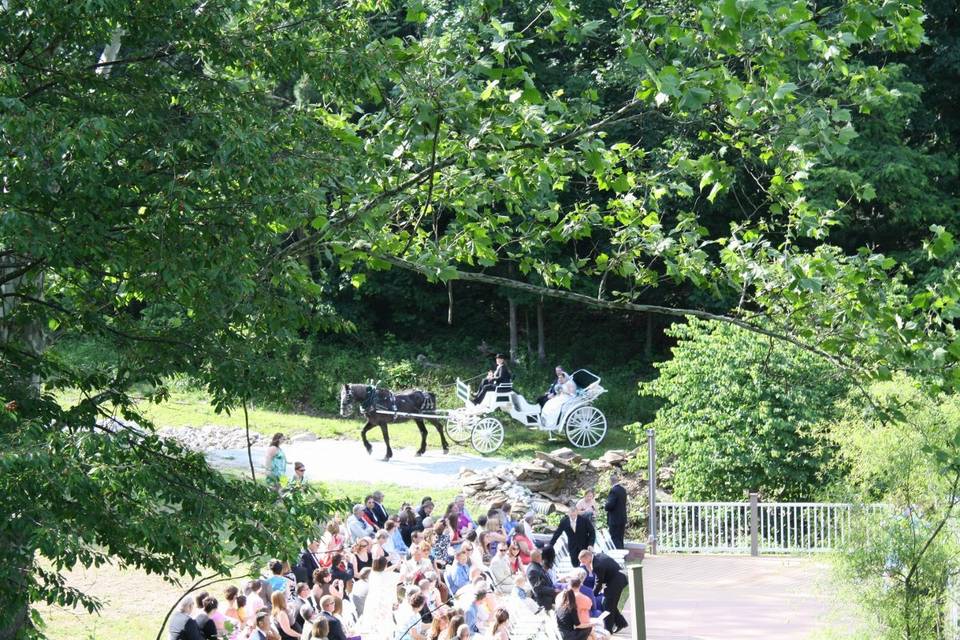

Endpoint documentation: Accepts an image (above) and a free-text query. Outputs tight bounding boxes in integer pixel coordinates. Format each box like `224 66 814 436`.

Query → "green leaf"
773 82 799 100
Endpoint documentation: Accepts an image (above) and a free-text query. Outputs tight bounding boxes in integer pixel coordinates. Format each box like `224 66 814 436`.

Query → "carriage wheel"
471 417 505 455
565 406 607 448
446 410 474 444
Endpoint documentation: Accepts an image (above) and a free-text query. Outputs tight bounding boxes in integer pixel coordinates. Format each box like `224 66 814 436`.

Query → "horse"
340 384 450 461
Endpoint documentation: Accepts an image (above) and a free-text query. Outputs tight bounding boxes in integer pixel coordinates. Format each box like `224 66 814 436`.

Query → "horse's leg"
431 418 450 454
414 419 428 456
361 420 374 455
380 422 392 461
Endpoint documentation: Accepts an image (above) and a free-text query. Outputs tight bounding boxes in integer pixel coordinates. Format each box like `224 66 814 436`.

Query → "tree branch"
379 255 857 371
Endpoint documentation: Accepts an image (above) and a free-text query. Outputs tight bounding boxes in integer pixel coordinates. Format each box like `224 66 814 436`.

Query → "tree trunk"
447 280 453 326
96 28 125 77
537 298 546 363
508 296 518 363
524 308 531 357
645 313 653 360
0 528 35 640
0 256 47 393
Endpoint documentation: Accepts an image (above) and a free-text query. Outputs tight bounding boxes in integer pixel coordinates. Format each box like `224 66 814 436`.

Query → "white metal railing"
656 501 752 553
656 497 885 554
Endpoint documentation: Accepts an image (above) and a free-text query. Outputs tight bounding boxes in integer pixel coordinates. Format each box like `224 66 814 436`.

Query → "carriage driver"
472 353 512 404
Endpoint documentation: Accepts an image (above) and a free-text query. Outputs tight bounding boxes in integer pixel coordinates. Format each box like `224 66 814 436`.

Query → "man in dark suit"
472 354 512 404
580 550 629 633
548 502 596 562
320 595 348 640
526 549 557 610
604 472 628 549
300 540 322 586
372 490 390 528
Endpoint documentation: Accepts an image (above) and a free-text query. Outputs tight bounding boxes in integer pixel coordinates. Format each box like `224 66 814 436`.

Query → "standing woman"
264 432 288 490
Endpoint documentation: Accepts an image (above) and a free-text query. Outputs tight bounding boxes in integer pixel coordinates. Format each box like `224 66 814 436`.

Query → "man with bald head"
526 548 556 610
579 549 629 633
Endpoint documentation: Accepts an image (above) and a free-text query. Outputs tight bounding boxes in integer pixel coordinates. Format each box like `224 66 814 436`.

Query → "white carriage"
446 369 608 454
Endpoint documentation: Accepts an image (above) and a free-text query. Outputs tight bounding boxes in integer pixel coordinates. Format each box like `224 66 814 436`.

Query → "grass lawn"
35 562 248 640
59 388 638 460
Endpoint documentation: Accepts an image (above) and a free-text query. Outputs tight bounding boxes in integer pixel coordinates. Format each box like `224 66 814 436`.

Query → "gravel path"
205 438 507 488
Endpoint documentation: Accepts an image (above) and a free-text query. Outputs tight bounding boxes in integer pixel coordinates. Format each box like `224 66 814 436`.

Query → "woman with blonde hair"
427 608 450 640
271 591 300 640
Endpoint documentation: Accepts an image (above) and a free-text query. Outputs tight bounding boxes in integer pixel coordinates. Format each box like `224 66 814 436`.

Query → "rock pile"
156 425 267 450
459 446 639 523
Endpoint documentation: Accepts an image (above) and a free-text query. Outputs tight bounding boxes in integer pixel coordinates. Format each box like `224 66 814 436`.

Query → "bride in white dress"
356 556 401 639
541 372 576 428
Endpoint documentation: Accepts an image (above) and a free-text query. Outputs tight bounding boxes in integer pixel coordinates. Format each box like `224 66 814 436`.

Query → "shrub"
633 318 848 501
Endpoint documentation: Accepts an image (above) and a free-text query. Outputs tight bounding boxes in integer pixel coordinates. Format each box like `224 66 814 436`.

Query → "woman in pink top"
510 521 533 566
323 522 344 568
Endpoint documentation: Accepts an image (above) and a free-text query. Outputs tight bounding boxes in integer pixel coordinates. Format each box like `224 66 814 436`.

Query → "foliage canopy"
1 0 958 637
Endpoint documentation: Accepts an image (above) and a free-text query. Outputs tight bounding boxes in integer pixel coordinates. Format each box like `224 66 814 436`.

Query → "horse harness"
358 385 435 418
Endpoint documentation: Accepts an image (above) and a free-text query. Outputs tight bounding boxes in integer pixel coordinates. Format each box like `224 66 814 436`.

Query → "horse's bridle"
341 385 356 416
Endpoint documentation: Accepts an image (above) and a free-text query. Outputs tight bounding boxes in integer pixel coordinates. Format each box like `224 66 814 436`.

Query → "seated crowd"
168 490 624 640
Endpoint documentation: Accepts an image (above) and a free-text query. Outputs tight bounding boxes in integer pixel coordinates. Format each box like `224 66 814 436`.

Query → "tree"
3 0 959 637
638 318 848 500
1 1 363 636
831 380 960 639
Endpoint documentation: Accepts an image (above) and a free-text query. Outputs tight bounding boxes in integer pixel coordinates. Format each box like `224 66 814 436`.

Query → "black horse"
340 384 450 461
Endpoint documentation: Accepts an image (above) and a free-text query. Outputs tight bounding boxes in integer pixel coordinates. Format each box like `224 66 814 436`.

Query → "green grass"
59 388 638 460
322 480 460 512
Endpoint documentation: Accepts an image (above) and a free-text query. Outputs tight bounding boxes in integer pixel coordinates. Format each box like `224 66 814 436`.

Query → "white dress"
356 569 400 639
541 380 577 428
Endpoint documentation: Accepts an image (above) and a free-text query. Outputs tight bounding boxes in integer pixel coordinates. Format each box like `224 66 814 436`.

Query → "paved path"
205 438 506 488
632 554 860 639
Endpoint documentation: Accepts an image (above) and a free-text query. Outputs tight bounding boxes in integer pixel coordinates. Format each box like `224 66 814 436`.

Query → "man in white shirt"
488 543 513 594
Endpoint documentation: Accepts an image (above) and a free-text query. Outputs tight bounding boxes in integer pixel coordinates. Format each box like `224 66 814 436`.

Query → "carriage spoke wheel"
446 410 474 444
565 406 607 448
471 417 504 454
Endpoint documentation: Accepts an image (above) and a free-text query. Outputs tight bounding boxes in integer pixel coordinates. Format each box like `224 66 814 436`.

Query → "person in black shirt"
372 490 390 528
194 597 218 640
604 473 628 549
548 503 596 563
472 354 512 404
320 595 348 640
537 366 567 407
579 550 629 633
526 549 557 611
